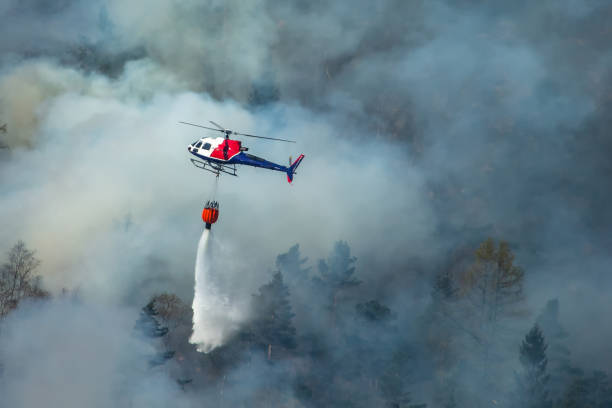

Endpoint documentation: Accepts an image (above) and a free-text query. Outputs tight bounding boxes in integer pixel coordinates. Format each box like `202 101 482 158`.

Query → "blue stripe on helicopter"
190 151 288 172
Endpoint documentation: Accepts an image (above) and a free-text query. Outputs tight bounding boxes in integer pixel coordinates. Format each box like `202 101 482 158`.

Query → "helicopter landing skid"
190 158 237 177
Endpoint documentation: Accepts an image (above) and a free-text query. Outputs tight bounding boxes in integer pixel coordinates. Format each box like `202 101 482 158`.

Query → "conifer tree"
275 244 311 287
275 244 313 330
135 300 175 366
516 325 551 408
313 241 361 321
380 349 427 408
536 299 574 400
250 271 296 360
356 300 394 323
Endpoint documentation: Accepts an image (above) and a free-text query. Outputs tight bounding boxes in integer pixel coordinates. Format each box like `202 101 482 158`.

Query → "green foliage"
135 299 175 367
356 300 395 323
250 271 297 356
536 299 575 400
135 300 169 338
313 240 361 312
520 325 548 371
433 270 458 302
516 325 551 408
380 349 427 408
276 244 312 286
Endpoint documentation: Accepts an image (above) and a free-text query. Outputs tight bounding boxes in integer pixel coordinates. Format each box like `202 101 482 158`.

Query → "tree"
356 300 395 323
424 239 526 406
275 244 314 332
250 271 296 360
0 241 49 317
560 370 612 408
134 300 175 367
462 239 525 374
515 325 551 408
276 244 311 287
351 299 398 385
313 241 361 325
464 238 525 332
423 269 464 374
535 299 574 400
380 349 427 408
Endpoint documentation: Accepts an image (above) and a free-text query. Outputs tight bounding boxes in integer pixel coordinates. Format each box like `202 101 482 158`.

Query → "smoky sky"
1 0 612 403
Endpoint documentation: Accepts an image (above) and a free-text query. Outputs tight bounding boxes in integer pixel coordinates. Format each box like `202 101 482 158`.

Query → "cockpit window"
203 143 211 150
195 141 203 148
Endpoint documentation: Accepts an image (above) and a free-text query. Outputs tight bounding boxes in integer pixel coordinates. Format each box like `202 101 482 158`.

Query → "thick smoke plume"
1 0 612 406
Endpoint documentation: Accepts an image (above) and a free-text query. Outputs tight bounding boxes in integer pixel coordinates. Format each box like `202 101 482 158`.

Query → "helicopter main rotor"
179 121 296 143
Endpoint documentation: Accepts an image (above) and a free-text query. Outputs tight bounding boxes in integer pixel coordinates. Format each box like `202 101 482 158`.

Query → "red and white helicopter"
182 120 304 183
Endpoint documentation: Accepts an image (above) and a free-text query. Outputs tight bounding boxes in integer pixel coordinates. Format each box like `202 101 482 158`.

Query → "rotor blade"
209 120 225 131
234 132 296 143
179 121 225 133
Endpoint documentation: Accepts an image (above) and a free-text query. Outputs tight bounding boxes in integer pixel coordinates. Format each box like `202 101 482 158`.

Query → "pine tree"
423 269 463 374
134 300 175 366
275 244 311 287
380 349 427 408
535 299 574 400
313 241 361 324
516 325 551 408
275 244 313 332
356 300 394 323
250 271 296 360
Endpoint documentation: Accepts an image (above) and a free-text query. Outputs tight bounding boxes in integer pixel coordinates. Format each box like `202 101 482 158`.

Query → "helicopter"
181 120 304 183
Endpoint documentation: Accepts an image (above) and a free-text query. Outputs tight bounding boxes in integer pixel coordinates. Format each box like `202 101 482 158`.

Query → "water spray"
189 199 242 352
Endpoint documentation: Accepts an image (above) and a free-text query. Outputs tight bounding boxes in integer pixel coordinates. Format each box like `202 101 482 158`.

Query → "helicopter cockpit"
189 140 212 153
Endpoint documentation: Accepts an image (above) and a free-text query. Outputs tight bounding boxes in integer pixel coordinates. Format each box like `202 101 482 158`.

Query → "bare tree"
0 241 49 317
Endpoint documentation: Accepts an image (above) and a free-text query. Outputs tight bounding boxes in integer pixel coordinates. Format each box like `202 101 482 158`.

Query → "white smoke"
189 229 244 352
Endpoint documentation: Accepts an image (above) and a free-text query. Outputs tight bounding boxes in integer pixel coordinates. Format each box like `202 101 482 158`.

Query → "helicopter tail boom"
286 154 305 183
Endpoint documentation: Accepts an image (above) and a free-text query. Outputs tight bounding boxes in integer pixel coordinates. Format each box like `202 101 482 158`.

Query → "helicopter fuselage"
187 137 287 173
182 119 305 182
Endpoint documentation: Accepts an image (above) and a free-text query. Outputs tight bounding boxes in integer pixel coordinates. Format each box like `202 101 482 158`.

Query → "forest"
2 1 612 406
2 238 609 407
